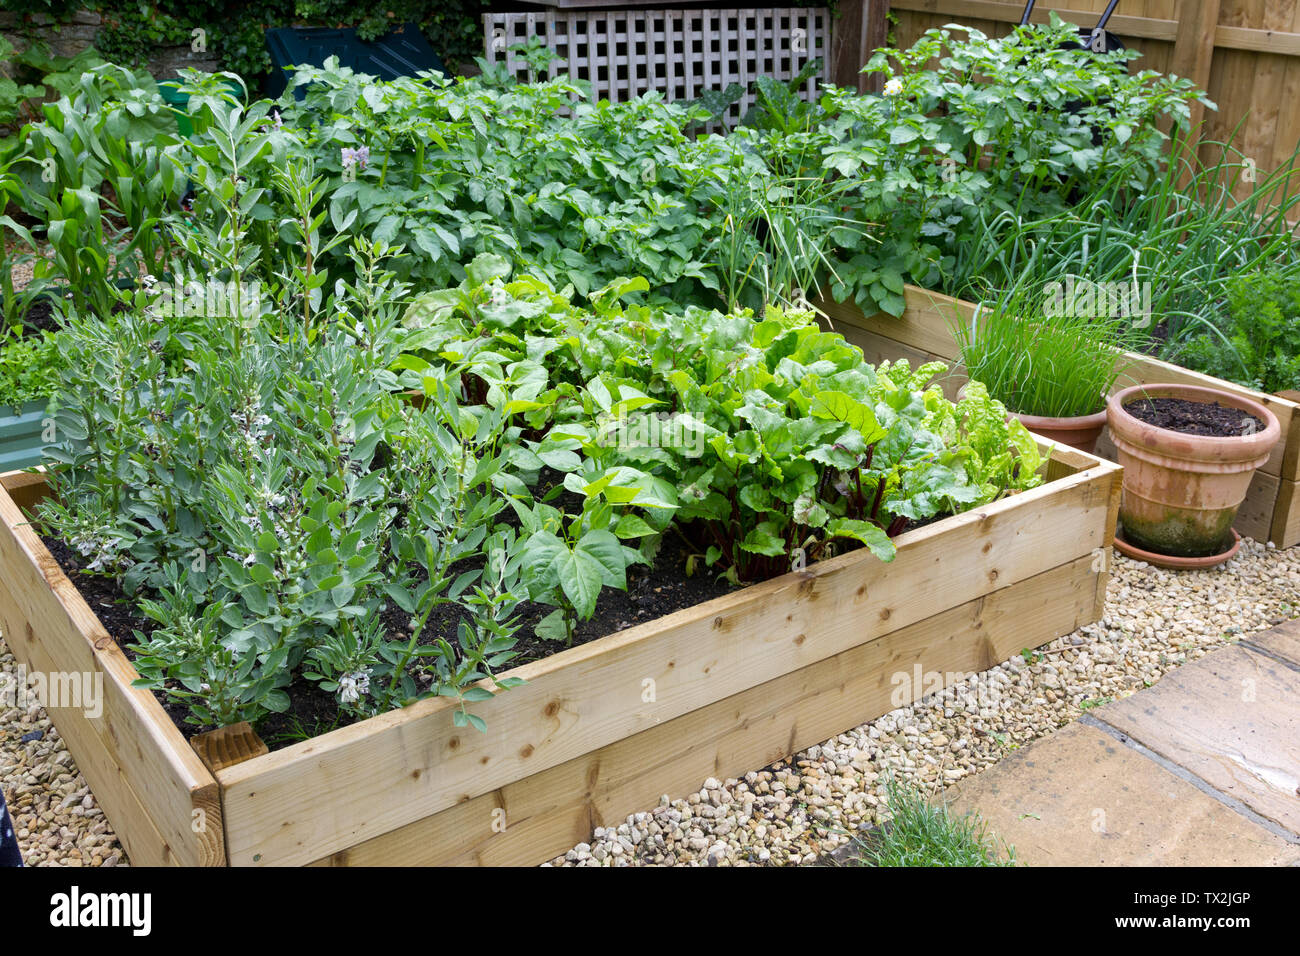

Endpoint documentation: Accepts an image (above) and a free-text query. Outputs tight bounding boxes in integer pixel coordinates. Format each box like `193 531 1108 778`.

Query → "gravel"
1 538 1294 868
3 234 39 292
0 637 127 866
547 538 1300 866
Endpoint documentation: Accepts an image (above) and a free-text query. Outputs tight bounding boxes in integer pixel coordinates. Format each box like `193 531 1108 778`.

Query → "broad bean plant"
37 238 527 731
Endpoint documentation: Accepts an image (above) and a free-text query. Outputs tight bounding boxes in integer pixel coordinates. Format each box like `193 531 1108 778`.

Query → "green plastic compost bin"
157 80 245 138
265 22 445 99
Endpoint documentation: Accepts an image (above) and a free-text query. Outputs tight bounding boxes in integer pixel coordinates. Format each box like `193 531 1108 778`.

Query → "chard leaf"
826 518 897 561
740 521 787 557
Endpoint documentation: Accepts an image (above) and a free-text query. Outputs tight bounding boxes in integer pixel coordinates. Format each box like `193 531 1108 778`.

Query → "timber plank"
0 469 48 516
887 0 1181 41
191 722 269 774
311 554 1102 866
0 567 175 866
1270 477 1300 547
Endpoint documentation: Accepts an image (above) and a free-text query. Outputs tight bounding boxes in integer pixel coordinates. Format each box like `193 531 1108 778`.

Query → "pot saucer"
1112 528 1241 570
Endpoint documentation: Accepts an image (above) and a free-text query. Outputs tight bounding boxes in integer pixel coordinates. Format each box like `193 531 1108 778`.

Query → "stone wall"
0 9 220 79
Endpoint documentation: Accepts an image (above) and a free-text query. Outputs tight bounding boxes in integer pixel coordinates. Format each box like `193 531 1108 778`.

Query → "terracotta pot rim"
1113 527 1241 570
1107 383 1281 460
1013 408 1107 429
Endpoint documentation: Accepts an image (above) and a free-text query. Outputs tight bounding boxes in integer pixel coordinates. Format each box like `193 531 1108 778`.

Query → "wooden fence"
833 0 1300 184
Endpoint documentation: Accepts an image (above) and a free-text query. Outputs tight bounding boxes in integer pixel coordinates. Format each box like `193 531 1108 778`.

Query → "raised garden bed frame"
818 286 1300 549
0 443 1121 866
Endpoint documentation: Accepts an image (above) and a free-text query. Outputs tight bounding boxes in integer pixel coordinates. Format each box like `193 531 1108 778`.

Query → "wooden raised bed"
0 444 1121 866
819 286 1300 549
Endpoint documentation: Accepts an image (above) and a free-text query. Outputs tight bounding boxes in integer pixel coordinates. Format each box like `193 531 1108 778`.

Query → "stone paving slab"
1243 618 1300 667
1092 643 1300 836
947 721 1300 866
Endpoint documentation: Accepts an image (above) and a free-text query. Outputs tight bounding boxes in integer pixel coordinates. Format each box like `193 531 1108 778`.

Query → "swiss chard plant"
401 268 1046 587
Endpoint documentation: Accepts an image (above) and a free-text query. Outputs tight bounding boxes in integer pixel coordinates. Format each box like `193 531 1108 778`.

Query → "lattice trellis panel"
483 8 830 129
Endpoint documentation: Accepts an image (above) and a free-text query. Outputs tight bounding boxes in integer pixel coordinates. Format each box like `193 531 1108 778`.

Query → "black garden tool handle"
1021 0 1124 52
1082 0 1123 51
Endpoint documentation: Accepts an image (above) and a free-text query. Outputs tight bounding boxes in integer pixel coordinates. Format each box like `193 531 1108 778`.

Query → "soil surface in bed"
1122 397 1265 437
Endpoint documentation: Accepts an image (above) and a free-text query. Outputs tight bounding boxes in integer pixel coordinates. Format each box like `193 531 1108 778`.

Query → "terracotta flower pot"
1012 409 1107 455
1106 384 1281 558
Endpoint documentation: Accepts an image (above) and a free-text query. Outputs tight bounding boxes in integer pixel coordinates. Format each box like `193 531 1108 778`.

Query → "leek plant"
949 125 1300 379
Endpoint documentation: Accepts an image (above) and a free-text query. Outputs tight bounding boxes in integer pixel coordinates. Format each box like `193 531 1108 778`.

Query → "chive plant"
954 268 1136 419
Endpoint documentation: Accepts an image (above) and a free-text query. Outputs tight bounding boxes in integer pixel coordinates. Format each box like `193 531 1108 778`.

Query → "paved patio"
949 620 1300 866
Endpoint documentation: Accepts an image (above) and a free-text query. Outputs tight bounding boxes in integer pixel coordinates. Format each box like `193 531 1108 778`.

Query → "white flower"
338 670 371 705
883 77 904 97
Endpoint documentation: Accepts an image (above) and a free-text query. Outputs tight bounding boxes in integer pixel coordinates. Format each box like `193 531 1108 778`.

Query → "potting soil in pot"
1122 397 1265 437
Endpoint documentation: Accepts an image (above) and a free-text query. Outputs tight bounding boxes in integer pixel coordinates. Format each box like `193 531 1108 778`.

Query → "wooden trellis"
483 8 831 128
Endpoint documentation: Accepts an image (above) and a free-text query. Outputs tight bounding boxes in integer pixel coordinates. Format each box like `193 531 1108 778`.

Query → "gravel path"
1 539 1295 866
0 639 126 867
548 538 1300 866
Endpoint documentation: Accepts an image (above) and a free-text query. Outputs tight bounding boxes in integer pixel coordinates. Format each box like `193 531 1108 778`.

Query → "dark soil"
19 297 56 336
1123 397 1265 437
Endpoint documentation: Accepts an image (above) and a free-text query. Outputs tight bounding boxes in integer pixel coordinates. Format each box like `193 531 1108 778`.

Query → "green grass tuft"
843 775 1015 867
